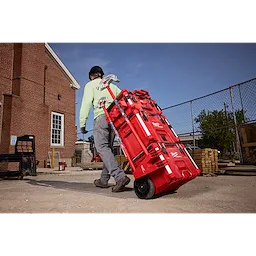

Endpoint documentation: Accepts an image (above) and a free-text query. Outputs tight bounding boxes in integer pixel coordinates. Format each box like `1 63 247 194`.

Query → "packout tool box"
99 75 201 199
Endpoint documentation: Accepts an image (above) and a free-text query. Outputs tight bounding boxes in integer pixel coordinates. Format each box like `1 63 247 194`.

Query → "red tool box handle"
133 90 150 99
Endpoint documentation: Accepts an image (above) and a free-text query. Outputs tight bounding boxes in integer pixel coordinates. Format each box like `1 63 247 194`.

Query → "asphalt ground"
0 170 256 213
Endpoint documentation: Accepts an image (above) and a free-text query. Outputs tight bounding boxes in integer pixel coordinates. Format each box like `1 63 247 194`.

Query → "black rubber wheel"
134 177 155 199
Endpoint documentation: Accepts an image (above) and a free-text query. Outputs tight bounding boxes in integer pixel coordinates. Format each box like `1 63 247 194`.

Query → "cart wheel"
134 177 155 199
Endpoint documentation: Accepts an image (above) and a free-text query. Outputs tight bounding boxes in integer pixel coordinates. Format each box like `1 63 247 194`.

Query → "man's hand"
80 127 88 134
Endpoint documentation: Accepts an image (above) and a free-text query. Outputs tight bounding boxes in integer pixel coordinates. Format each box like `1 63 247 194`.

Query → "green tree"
195 109 247 153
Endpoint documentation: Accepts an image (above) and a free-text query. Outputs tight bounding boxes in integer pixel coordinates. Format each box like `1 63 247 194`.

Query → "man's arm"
79 83 93 130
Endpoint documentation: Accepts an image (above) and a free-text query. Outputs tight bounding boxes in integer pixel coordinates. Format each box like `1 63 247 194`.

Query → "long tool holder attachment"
98 74 152 171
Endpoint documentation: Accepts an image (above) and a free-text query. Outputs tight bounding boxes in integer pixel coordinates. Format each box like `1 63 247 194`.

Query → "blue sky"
49 43 256 135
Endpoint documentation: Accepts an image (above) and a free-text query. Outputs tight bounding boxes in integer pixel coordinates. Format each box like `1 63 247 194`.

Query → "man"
80 66 130 192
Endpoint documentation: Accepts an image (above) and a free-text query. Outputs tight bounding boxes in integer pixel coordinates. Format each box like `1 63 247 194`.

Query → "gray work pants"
94 114 125 184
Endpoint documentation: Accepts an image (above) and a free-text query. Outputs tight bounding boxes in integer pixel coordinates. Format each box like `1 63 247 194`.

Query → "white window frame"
51 112 64 147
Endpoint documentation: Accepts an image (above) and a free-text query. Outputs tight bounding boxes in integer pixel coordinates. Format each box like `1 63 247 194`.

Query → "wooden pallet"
77 162 103 170
188 149 218 175
221 165 256 176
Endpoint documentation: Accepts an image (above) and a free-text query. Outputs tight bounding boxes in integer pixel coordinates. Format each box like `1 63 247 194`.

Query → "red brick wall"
0 43 77 169
44 49 76 166
0 43 13 146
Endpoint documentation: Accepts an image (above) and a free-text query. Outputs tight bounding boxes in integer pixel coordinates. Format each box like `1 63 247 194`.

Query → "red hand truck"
98 75 201 199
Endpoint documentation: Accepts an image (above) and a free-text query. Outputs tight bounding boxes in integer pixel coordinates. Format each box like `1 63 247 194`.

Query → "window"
51 112 64 146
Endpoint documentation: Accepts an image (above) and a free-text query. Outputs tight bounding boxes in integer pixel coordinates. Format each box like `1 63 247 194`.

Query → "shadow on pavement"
27 179 135 199
26 178 214 200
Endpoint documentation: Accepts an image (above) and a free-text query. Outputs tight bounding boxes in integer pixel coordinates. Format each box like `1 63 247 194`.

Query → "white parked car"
185 144 201 150
185 144 220 154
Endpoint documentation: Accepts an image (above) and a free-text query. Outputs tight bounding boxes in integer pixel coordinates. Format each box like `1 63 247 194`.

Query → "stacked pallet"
115 155 127 168
188 149 218 175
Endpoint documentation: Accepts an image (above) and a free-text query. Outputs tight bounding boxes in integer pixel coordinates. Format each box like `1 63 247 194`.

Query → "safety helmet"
89 66 104 80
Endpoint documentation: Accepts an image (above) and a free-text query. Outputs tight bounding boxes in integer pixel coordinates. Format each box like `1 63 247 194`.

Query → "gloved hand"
80 127 88 134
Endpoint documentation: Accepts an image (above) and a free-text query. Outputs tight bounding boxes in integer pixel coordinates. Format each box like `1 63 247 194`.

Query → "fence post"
190 101 195 147
238 84 245 123
229 86 243 163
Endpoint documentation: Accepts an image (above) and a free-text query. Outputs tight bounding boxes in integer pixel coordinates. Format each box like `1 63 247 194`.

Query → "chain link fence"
75 78 256 165
162 78 256 163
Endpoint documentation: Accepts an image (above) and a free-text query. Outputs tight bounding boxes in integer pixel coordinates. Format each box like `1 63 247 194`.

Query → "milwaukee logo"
171 152 181 158
152 122 163 128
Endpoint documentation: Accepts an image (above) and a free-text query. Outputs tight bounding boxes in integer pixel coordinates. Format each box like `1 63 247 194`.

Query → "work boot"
94 179 109 188
112 176 131 192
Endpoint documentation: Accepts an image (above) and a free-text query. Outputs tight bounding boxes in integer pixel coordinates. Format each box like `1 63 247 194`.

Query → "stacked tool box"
105 88 201 199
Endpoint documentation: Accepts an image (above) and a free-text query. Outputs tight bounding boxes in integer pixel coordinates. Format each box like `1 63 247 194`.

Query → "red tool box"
99 75 201 199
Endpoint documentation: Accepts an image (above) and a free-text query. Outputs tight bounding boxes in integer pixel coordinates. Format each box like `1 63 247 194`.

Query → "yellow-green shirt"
79 78 121 129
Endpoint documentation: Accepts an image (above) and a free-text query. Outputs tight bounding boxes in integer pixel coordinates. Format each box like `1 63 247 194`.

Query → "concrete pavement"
0 170 256 213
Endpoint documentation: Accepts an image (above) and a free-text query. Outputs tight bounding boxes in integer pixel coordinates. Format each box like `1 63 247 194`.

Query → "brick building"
0 43 80 169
